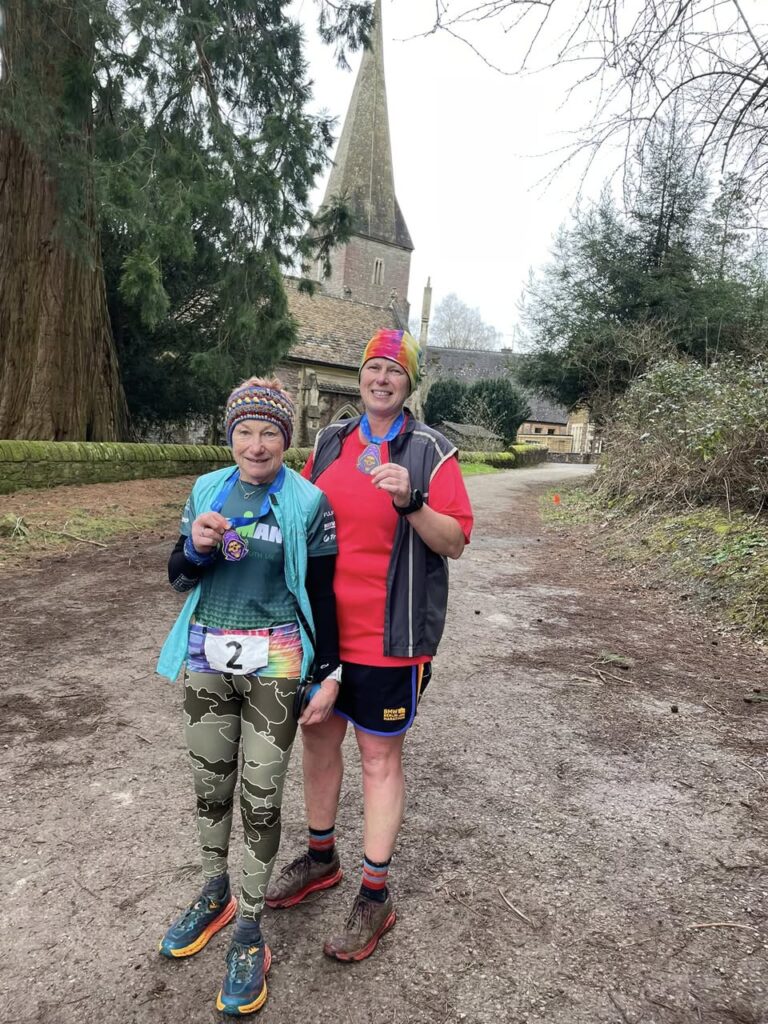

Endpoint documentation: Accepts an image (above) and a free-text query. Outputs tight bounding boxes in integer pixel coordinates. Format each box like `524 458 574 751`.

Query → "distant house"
517 397 572 452
437 420 504 451
426 349 600 456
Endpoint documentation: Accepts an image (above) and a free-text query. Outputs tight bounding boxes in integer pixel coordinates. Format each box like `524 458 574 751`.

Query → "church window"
372 258 384 285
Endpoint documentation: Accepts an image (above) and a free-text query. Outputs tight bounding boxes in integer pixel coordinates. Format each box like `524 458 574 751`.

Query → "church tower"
317 0 413 316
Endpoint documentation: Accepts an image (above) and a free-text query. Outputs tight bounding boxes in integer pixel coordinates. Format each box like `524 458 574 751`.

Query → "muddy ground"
1 464 767 1024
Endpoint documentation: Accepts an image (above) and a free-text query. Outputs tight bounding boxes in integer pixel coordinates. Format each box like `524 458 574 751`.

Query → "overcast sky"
290 0 621 347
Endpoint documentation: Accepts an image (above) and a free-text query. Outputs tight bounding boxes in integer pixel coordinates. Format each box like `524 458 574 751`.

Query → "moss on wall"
0 440 543 495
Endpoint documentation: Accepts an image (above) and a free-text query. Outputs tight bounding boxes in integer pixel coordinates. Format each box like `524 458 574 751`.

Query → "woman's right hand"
190 512 230 554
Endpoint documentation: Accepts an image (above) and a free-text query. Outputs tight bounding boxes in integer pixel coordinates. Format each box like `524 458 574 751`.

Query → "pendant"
221 528 249 562
357 443 382 475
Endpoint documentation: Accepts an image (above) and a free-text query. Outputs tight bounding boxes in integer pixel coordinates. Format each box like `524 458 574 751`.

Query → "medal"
357 413 404 475
221 528 248 562
209 466 286 563
357 443 382 475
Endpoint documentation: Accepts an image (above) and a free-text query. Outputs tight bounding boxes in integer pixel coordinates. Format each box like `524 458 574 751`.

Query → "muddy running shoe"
323 893 396 962
265 851 342 909
158 883 237 959
216 941 272 1016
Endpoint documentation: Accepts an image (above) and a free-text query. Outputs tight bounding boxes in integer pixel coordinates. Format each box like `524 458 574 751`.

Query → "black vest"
311 412 457 659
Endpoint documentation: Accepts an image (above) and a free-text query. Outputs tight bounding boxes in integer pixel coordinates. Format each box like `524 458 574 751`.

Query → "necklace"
210 467 287 561
238 478 260 500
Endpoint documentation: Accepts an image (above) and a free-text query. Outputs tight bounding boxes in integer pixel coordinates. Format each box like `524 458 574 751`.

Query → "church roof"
320 0 413 251
285 279 399 369
426 346 519 383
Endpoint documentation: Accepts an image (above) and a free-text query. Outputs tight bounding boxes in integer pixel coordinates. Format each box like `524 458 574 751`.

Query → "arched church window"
372 258 384 285
333 403 359 421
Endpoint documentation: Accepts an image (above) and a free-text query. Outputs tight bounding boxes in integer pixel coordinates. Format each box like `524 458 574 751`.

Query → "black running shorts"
333 662 432 736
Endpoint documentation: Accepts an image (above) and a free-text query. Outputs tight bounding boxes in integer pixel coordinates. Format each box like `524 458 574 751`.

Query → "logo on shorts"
383 707 406 722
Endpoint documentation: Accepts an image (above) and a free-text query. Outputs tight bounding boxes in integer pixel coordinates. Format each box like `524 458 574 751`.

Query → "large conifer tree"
0 0 372 439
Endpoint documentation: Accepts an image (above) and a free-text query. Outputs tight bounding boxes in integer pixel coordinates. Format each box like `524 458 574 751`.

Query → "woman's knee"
301 713 346 755
357 733 404 780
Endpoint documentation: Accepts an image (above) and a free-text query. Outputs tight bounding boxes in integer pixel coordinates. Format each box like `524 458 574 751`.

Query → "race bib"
203 629 269 675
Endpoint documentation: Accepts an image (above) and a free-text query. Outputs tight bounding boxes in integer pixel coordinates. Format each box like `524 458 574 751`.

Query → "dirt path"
2 466 767 1024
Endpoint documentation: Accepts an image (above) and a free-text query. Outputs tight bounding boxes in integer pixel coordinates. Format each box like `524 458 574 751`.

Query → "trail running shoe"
216 941 272 1016
323 893 396 962
158 884 237 959
265 851 342 909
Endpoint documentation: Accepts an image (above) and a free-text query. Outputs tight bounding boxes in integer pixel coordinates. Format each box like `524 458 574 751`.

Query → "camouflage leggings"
183 670 301 920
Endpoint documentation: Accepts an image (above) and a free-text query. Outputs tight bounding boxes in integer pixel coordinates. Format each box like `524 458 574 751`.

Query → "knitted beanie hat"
359 329 422 393
224 381 295 448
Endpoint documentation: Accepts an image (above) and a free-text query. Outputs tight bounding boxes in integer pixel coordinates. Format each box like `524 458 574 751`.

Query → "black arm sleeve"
306 553 340 684
167 534 214 593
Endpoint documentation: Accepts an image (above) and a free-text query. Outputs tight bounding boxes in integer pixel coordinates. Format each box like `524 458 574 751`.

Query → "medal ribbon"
210 465 286 526
360 412 404 445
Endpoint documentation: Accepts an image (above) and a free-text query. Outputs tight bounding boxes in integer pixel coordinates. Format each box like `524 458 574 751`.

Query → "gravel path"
2 464 767 1024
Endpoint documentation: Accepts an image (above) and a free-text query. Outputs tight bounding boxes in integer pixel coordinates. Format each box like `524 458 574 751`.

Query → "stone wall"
546 451 597 464
0 440 547 495
0 441 311 494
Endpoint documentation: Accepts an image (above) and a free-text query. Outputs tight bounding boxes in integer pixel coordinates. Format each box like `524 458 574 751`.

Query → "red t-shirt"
302 430 473 666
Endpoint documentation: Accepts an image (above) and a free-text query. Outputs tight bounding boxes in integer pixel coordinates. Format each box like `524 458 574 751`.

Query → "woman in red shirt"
266 330 473 961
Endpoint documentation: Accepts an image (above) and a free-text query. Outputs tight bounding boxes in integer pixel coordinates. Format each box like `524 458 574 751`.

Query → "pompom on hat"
359 329 422 392
224 381 295 448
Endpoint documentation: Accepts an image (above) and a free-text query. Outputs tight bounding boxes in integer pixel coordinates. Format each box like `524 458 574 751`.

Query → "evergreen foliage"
1 0 374 434
425 377 530 443
596 358 768 515
518 130 768 419
463 379 530 443
424 379 467 426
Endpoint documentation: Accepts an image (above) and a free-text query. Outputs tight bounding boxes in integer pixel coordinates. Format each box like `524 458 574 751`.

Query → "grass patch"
542 485 768 638
0 480 191 572
461 462 499 476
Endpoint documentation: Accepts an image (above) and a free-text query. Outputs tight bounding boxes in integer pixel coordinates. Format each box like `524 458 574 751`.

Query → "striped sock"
360 855 390 903
308 825 336 864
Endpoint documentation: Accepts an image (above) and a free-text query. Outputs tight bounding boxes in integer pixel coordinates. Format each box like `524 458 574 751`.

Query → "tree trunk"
0 3 128 441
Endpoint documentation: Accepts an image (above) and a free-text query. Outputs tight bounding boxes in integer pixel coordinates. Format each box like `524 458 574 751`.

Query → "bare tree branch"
428 0 768 195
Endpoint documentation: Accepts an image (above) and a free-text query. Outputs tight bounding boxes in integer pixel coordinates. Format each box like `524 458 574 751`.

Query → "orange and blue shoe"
216 939 272 1016
158 880 237 959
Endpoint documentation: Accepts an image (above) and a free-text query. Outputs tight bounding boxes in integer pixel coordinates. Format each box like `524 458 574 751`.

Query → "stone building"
277 0 424 446
427 347 601 456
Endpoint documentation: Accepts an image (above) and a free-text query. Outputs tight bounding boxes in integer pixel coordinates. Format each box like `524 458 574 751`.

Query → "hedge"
0 440 547 494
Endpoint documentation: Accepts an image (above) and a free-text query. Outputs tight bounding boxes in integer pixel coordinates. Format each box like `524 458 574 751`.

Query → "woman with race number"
266 330 473 962
155 377 340 1016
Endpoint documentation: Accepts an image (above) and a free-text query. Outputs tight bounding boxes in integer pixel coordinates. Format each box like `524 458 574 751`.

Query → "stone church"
276 0 428 447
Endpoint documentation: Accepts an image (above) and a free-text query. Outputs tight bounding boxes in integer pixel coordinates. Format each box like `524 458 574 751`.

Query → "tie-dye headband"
359 329 422 392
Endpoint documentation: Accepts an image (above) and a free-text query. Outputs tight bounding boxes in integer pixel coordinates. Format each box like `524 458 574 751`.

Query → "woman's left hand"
370 463 411 508
299 677 339 727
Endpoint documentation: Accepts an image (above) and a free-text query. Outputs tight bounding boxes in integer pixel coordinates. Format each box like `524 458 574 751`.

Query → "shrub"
596 358 768 513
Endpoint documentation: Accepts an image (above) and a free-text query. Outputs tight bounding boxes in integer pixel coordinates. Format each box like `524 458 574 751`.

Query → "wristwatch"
393 489 424 516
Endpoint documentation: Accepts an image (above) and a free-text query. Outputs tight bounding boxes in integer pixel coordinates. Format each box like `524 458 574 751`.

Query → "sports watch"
393 489 424 516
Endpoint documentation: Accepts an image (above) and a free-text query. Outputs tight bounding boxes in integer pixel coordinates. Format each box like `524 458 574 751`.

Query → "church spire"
321 0 413 250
